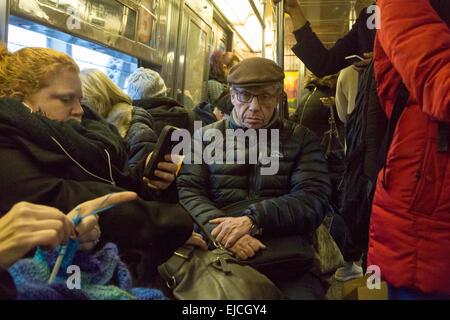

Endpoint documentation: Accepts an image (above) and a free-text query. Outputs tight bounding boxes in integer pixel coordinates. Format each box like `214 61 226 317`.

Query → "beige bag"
310 213 344 283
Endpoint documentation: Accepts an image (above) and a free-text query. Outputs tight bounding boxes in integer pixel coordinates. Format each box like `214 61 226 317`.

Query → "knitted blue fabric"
8 242 165 300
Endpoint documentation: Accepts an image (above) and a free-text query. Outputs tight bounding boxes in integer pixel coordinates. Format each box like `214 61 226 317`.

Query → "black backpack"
339 60 389 262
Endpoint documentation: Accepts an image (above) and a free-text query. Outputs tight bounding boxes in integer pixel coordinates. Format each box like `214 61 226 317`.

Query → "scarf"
0 98 130 181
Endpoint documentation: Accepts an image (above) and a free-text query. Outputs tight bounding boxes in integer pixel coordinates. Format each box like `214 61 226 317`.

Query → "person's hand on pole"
273 0 307 30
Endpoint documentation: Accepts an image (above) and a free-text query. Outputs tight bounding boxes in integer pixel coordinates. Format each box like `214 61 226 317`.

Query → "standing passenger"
275 0 378 281
368 0 450 299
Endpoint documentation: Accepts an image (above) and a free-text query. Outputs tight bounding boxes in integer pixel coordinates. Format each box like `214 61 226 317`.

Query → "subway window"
7 17 138 90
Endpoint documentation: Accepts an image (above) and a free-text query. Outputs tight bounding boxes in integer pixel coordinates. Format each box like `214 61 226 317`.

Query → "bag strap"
372 81 409 190
179 201 222 248
321 102 344 157
158 202 227 289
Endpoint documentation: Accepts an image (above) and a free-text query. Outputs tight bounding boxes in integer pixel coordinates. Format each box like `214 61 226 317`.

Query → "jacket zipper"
248 163 258 200
51 136 116 186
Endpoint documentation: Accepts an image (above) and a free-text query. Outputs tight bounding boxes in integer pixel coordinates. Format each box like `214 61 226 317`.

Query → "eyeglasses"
233 90 277 106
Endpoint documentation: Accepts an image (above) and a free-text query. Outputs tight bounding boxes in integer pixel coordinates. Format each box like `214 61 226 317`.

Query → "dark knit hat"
227 57 285 87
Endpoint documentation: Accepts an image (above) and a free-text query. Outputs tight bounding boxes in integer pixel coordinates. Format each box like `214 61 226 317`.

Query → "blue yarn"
10 243 165 300
8 193 166 300
38 193 117 277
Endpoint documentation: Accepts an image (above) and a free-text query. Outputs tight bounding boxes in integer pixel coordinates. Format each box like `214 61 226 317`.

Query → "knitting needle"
47 194 117 285
48 245 67 284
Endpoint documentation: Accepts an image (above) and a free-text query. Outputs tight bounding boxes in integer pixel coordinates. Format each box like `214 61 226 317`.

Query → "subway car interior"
0 0 448 302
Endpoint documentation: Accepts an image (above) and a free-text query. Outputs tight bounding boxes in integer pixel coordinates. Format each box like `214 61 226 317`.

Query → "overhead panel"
212 0 262 52
185 0 213 26
9 0 166 65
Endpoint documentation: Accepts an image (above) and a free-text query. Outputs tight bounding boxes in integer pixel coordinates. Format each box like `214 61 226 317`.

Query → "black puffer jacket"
133 97 201 135
0 99 192 278
193 102 217 126
126 106 158 167
177 116 332 237
290 84 341 139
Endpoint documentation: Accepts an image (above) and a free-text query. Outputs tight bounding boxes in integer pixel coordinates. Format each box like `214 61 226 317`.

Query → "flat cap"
227 57 285 87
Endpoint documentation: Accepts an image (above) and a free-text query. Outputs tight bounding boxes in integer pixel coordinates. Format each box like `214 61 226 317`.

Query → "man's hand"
273 0 300 15
210 216 253 248
273 0 306 30
143 153 180 191
228 234 266 261
353 52 373 73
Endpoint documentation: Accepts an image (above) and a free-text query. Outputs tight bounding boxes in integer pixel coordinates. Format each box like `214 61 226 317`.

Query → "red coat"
369 0 450 296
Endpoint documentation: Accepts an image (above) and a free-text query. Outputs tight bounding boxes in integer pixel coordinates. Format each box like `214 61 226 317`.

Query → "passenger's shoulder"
281 119 320 143
203 119 228 131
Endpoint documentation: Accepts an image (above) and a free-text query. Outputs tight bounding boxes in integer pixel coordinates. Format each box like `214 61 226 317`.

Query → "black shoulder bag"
157 202 284 300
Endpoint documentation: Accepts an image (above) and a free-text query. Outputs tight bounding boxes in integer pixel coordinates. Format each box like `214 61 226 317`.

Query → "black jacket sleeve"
291 7 375 77
126 122 157 168
245 127 332 237
177 161 226 235
126 108 158 168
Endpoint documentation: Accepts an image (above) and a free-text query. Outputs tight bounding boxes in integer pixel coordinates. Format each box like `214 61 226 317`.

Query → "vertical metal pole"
261 0 266 58
276 0 287 119
276 0 284 70
0 0 10 45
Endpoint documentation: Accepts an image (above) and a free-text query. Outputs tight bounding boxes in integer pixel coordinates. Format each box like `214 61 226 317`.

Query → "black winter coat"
126 106 158 167
193 102 217 126
0 99 192 277
133 97 201 135
290 84 344 141
291 6 376 77
177 117 332 237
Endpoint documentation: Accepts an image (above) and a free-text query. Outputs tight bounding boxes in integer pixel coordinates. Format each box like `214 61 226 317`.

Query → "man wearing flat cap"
177 57 332 299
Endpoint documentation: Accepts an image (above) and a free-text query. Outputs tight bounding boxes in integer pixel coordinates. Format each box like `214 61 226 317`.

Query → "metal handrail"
0 0 9 44
276 0 284 69
247 0 265 28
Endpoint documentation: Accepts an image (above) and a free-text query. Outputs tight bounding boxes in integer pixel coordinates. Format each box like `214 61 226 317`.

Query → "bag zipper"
51 136 116 186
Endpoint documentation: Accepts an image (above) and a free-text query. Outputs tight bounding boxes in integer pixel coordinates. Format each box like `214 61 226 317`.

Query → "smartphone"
144 125 180 180
345 54 365 64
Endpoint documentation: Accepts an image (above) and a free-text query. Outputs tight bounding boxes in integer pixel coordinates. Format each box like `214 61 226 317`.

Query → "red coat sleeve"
377 0 450 122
